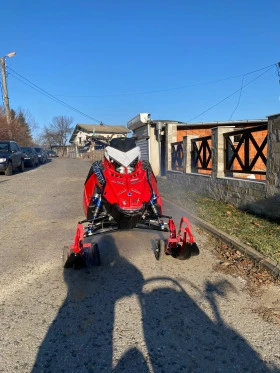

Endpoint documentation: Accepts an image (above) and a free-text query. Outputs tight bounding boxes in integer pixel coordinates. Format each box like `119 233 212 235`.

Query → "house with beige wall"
69 123 130 156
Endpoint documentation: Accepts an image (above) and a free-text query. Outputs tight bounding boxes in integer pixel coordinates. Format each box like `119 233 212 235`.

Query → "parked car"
34 147 47 164
21 146 39 167
0 140 25 176
46 149 58 158
44 150 50 162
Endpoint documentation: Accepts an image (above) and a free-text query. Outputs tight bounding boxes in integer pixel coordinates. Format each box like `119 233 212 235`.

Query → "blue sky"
1 0 279 134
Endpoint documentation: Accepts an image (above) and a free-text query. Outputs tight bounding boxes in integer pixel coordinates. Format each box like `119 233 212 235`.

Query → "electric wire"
7 63 277 98
229 75 245 120
186 65 276 123
5 62 279 124
7 67 102 123
277 62 280 83
54 62 277 97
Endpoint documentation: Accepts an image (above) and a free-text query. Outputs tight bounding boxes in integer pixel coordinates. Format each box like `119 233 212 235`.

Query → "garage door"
134 125 150 161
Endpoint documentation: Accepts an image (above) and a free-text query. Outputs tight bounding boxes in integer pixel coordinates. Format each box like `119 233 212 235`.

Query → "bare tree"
39 126 57 149
17 107 38 136
41 115 73 155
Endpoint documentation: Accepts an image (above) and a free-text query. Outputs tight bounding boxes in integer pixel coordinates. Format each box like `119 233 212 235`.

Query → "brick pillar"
212 126 235 179
266 114 280 197
165 123 177 171
183 135 197 173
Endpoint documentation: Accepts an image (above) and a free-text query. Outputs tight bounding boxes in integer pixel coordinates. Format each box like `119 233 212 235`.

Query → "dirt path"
0 158 279 373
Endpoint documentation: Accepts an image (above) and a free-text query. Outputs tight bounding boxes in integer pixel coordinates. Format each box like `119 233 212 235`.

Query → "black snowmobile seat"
109 138 137 152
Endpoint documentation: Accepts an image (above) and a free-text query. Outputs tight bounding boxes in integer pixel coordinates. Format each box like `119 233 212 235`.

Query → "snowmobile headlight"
116 166 126 174
127 166 135 174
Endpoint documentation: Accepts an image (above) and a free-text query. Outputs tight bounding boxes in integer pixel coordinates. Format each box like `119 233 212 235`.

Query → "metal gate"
134 125 150 161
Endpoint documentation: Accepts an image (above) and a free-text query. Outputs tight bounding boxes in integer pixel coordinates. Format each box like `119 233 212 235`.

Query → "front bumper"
24 158 33 166
0 162 8 171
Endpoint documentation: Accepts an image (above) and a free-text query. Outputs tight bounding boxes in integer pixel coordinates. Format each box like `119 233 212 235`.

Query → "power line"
6 62 279 124
39 62 277 98
229 75 245 120
7 67 102 123
186 65 276 123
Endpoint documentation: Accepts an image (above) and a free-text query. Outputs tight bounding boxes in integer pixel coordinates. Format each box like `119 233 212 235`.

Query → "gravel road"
0 158 280 373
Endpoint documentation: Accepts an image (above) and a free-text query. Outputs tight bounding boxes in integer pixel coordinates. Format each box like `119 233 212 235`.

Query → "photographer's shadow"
139 278 277 373
32 234 145 372
32 235 277 373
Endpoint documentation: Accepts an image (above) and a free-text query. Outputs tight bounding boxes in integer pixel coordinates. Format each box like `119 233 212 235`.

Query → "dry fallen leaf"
252 221 264 228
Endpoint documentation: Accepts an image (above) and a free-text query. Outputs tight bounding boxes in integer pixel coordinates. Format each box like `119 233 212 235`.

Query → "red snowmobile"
64 137 199 268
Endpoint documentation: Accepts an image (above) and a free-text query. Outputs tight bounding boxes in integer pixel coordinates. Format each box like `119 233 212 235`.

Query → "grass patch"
157 178 280 264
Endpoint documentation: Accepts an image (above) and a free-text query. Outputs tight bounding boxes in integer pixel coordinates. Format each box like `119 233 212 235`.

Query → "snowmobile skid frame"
64 213 199 269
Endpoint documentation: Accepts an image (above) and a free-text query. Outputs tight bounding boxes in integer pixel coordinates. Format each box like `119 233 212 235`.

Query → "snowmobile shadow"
32 236 277 373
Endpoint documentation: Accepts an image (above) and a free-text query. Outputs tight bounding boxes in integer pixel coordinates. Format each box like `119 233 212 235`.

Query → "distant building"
127 113 182 176
69 123 130 156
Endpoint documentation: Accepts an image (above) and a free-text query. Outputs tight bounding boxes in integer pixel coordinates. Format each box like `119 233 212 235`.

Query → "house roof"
267 113 280 119
69 124 130 143
175 119 268 130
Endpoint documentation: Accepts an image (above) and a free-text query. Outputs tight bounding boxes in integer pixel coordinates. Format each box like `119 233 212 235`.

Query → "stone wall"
166 114 280 219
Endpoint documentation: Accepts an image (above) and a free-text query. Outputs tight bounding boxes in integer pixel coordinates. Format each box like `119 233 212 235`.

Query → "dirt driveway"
0 158 280 373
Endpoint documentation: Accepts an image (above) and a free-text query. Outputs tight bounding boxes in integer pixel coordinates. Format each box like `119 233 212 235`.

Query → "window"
11 142 18 152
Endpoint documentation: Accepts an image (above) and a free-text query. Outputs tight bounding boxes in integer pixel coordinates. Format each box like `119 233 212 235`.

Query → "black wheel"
63 246 80 268
155 239 165 261
5 161 13 176
18 160 24 172
190 242 200 257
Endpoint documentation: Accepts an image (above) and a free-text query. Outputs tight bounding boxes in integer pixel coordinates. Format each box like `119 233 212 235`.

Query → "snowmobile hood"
104 146 141 167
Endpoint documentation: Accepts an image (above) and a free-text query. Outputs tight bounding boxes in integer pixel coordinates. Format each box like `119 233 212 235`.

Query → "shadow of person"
32 235 278 373
113 347 150 373
32 234 145 373
140 277 278 373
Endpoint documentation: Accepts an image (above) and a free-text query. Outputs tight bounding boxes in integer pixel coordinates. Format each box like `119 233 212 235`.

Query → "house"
69 123 130 156
127 113 268 177
127 113 183 176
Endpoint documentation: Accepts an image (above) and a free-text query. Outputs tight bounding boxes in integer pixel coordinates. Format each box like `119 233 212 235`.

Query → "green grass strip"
157 178 280 264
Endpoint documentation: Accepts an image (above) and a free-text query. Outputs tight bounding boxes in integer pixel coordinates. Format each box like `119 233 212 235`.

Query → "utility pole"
0 52 16 139
0 56 12 124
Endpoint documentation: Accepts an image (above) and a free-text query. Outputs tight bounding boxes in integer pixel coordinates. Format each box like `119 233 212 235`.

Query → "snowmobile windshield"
105 138 141 173
109 138 137 152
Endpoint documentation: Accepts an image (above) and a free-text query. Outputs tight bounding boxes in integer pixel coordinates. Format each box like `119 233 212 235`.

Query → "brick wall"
166 116 280 219
178 127 267 180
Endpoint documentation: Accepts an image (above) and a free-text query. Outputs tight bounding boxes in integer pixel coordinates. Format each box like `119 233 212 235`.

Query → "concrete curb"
162 197 280 278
